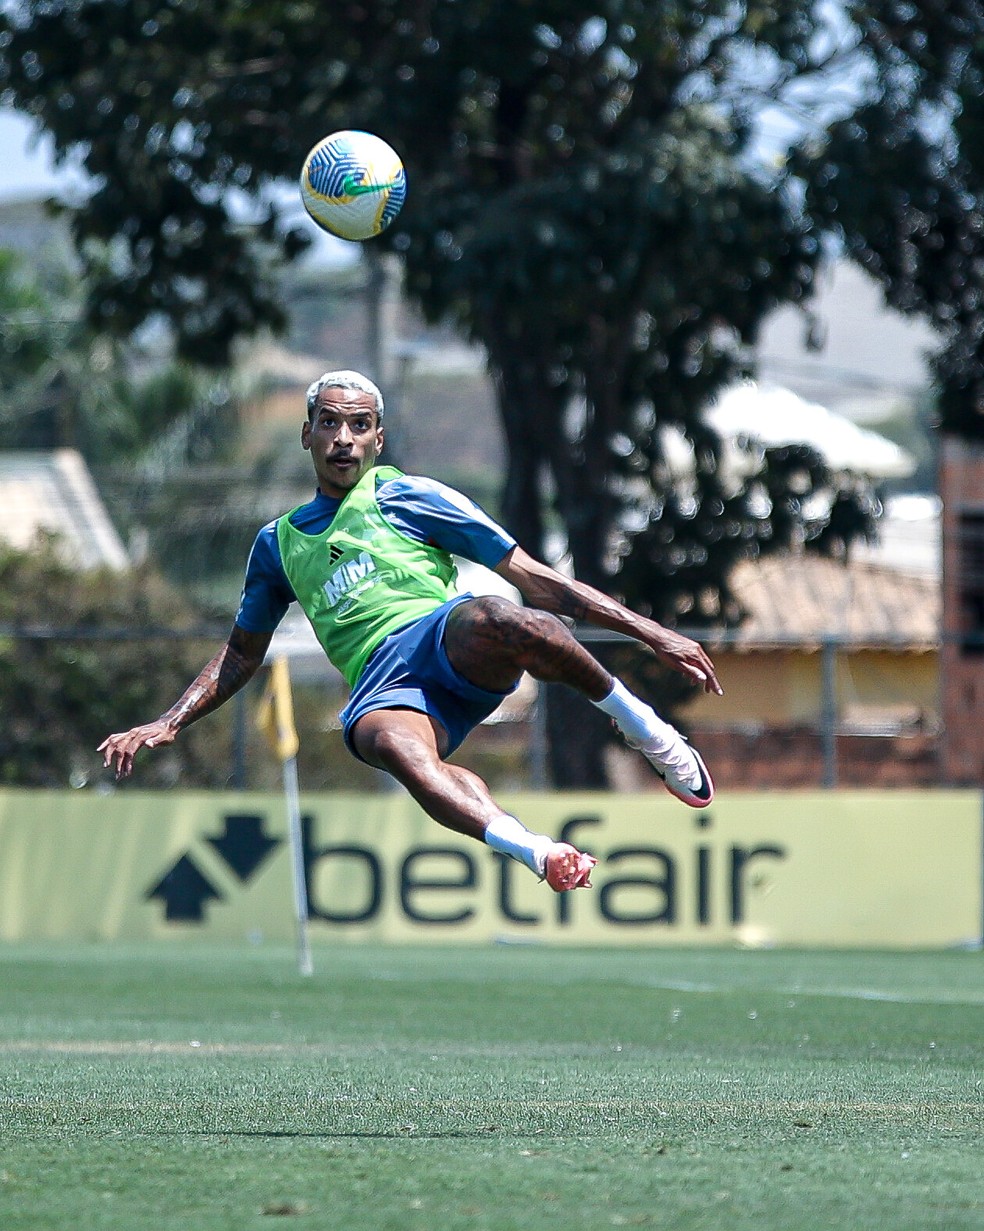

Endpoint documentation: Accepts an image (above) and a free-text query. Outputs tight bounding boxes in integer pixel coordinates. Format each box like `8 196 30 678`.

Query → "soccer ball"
299 130 407 242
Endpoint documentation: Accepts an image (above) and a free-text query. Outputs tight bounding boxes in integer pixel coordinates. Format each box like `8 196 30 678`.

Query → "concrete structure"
671 553 941 790
939 435 984 785
0 449 129 569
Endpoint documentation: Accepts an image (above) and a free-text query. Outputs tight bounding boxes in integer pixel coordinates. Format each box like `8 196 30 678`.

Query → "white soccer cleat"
620 725 715 808
543 843 597 892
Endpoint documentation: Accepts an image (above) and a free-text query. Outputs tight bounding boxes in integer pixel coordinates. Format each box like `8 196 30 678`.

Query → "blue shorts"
339 594 518 760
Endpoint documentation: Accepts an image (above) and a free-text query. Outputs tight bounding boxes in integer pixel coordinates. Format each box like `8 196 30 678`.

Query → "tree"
0 239 275 616
794 1 984 439
1 1 899 782
0 534 234 787
0 241 243 464
0 0 358 362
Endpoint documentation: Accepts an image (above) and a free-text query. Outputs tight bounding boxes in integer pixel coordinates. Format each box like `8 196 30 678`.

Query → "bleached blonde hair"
305 370 385 419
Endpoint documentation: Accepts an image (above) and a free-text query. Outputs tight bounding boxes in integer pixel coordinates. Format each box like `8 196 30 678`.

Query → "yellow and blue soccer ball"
299 130 406 242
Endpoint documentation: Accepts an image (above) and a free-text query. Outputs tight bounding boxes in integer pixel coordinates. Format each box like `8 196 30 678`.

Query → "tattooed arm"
494 545 721 695
99 625 273 779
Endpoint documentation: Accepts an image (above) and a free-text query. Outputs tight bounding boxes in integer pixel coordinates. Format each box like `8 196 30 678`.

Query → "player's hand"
98 720 178 779
647 627 723 696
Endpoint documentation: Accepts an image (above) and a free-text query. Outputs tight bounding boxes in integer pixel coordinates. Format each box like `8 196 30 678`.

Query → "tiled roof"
0 449 129 570
722 553 939 650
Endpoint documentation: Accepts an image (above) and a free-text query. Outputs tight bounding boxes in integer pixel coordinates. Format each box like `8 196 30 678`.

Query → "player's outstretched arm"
495 546 722 695
99 625 273 779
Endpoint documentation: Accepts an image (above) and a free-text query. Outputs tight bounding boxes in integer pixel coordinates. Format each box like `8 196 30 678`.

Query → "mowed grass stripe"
0 945 981 1231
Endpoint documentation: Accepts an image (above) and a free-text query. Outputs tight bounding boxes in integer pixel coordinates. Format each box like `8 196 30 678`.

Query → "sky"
0 106 125 207
0 109 68 201
0 106 351 264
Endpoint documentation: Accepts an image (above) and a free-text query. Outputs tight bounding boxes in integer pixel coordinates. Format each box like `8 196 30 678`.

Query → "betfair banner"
0 790 979 947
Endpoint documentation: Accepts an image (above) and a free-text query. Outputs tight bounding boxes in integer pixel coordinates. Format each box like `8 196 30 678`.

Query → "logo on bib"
323 550 377 607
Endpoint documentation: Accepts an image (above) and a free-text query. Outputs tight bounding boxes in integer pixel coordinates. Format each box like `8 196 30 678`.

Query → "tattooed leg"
351 706 597 890
444 599 715 808
443 596 613 700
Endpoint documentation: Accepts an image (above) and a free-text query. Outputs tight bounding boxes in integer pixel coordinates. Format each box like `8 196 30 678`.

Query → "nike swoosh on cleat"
657 759 713 804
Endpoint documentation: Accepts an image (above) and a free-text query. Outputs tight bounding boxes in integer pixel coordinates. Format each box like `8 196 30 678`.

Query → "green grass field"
0 943 981 1230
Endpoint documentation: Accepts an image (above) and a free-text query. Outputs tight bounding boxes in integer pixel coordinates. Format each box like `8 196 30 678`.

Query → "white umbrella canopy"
705 382 915 480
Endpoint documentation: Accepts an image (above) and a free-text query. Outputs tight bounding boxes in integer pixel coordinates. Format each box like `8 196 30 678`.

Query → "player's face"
302 386 384 497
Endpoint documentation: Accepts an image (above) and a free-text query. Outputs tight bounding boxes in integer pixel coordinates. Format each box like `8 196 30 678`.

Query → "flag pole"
256 655 313 977
282 752 313 978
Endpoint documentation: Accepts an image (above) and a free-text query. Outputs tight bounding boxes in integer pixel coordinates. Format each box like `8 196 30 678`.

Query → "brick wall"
689 726 939 789
939 436 984 785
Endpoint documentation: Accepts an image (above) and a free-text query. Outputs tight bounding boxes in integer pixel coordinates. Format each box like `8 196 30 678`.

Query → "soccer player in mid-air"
100 370 721 892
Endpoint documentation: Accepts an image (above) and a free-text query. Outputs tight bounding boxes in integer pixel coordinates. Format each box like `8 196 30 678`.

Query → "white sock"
593 678 677 750
484 814 553 877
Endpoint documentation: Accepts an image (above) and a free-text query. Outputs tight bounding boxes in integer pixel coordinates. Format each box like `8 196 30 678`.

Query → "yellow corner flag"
256 655 300 762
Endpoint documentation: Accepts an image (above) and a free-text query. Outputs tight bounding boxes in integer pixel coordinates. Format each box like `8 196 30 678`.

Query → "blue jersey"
236 472 516 633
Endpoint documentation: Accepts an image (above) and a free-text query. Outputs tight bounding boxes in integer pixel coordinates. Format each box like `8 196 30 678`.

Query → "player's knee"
497 602 572 661
448 596 574 680
521 606 570 646
465 594 519 630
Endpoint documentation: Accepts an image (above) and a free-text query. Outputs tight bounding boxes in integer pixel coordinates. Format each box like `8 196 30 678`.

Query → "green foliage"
0 242 269 613
797 2 984 438
0 243 244 465
615 440 858 626
0 3 870 576
4 0 959 782
351 7 838 596
0 0 338 361
0 535 235 787
0 247 51 388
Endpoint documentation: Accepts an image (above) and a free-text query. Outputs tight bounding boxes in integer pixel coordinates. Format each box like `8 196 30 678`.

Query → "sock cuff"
595 678 640 714
484 814 552 877
592 677 678 750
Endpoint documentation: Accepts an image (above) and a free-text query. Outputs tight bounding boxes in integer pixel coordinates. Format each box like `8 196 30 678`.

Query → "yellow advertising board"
0 789 979 947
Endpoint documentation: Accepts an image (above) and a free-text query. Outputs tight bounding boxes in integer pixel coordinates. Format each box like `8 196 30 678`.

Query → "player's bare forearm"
159 627 271 732
495 546 722 694
99 625 272 778
498 549 656 639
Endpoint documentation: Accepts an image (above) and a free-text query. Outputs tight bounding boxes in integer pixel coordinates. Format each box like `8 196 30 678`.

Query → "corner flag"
256 655 299 762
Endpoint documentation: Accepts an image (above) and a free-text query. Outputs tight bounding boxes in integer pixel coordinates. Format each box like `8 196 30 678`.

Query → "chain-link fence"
0 624 946 793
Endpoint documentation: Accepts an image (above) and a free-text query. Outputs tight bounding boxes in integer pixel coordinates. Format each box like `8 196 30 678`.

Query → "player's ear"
375 422 384 455
301 419 312 450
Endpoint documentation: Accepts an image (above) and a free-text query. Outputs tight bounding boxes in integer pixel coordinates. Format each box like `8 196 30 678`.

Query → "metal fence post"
820 636 839 788
530 683 549 790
